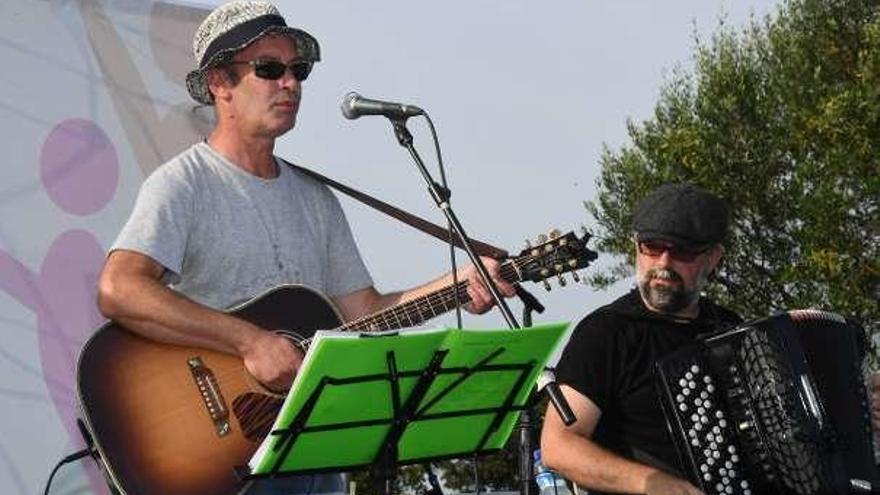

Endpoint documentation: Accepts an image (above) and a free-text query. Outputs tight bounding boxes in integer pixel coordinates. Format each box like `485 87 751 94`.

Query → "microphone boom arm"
389 117 521 330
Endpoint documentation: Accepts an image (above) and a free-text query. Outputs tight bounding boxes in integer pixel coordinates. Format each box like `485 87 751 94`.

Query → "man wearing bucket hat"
540 184 741 495
97 2 513 493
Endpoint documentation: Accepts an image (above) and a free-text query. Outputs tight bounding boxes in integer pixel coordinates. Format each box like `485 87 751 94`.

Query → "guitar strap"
281 159 509 259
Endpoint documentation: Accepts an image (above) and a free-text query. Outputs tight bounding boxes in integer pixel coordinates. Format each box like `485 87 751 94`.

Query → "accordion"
655 310 877 495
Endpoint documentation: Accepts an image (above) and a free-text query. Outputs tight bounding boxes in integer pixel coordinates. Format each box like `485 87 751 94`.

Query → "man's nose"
656 250 673 266
279 70 301 89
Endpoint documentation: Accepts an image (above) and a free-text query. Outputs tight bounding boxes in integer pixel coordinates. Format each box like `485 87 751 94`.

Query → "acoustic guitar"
77 230 596 495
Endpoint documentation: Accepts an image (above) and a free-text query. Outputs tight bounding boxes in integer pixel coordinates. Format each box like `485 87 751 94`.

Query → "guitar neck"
339 260 520 332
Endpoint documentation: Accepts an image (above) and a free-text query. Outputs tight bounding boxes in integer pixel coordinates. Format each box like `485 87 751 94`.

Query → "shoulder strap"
281 160 508 259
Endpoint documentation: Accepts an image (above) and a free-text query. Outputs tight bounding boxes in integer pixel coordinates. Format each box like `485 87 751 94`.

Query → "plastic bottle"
533 449 573 495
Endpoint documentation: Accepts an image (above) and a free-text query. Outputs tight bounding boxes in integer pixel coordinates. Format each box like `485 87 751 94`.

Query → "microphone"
340 92 423 120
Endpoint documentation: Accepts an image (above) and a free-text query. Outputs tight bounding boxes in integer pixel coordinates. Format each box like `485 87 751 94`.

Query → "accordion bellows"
656 310 877 495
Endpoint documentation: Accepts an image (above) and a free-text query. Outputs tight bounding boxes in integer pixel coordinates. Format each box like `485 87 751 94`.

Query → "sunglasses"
229 59 313 81
637 240 711 262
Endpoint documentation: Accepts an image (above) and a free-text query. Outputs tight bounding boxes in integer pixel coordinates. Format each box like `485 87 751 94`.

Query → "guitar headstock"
512 228 598 290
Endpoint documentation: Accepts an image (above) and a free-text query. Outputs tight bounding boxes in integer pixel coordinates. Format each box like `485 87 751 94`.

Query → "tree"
586 0 880 363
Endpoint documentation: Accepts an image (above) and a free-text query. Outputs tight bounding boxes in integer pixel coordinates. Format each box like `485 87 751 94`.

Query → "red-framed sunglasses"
637 239 712 262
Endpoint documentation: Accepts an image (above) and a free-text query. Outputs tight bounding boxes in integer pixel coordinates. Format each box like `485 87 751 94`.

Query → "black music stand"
235 324 568 495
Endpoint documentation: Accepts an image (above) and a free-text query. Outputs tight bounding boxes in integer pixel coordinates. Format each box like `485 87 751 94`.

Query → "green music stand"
236 322 568 493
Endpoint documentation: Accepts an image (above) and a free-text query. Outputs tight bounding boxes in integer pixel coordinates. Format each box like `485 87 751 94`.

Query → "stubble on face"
637 264 713 315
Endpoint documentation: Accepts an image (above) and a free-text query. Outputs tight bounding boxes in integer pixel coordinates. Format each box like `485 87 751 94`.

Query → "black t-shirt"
554 289 741 492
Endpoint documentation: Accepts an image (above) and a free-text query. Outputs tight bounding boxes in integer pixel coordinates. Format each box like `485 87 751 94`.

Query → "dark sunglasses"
637 240 711 262
229 59 313 81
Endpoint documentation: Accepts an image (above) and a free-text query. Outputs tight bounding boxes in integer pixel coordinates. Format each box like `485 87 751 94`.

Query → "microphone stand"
517 286 545 495
386 115 575 495
389 117 520 329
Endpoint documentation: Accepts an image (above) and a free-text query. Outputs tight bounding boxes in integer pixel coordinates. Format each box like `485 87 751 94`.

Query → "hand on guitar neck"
457 257 517 314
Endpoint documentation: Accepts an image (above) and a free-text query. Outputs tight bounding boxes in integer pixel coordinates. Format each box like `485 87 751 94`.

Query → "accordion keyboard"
661 357 754 495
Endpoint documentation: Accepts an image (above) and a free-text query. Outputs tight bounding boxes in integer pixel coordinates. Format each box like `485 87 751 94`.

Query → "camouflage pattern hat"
185 0 321 105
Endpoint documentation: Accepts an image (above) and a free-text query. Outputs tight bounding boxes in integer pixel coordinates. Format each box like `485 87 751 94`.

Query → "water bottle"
533 449 573 495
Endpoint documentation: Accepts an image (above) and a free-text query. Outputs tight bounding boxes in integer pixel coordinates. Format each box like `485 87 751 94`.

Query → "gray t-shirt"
112 142 370 494
112 142 373 309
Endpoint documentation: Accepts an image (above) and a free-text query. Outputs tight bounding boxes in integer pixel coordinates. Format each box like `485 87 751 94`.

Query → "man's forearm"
98 271 262 356
542 431 661 494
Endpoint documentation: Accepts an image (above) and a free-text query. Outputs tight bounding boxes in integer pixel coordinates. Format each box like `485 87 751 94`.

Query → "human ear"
206 68 235 103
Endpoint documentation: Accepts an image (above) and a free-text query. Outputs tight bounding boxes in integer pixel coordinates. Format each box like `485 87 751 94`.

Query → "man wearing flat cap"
540 183 741 495
96 1 512 494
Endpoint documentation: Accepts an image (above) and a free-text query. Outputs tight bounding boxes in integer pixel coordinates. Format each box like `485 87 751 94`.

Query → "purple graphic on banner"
0 117 118 494
40 119 118 216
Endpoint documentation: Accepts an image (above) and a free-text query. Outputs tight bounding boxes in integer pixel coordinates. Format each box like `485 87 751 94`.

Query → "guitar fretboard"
339 260 521 333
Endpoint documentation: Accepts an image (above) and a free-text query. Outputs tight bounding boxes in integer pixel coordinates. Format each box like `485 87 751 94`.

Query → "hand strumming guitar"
241 331 305 392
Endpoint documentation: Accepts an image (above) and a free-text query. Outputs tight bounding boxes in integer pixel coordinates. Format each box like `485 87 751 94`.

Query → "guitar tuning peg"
571 271 581 283
580 225 590 237
542 279 552 291
556 274 567 287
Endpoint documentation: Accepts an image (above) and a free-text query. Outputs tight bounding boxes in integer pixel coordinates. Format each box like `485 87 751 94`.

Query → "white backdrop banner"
0 1 210 493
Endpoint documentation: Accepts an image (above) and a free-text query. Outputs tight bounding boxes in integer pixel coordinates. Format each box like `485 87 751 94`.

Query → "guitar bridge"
188 356 231 437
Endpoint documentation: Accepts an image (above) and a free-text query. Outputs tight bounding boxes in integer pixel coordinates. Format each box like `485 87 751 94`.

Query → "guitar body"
76 285 343 495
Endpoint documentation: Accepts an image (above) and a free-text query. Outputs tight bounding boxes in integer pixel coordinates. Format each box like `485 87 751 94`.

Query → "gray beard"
637 268 699 314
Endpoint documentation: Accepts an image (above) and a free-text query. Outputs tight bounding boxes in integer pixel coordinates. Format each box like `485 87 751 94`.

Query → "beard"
637 267 700 314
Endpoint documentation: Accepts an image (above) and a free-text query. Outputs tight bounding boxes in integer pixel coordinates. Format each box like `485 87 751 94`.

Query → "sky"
268 0 783 334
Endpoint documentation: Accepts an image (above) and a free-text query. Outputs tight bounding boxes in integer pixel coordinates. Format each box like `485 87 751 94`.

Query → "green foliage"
348 443 521 495
586 0 880 363
348 398 551 494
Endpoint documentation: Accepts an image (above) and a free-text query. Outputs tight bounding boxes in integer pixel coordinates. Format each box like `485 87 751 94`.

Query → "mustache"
276 91 301 105
647 268 682 283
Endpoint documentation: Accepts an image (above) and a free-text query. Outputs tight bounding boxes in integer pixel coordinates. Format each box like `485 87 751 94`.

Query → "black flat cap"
632 183 729 246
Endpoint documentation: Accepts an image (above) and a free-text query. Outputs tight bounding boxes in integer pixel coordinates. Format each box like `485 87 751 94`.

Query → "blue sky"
273 0 782 331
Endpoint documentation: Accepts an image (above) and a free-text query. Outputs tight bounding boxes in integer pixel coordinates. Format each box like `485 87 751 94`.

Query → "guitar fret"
390 306 403 329
338 258 531 334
